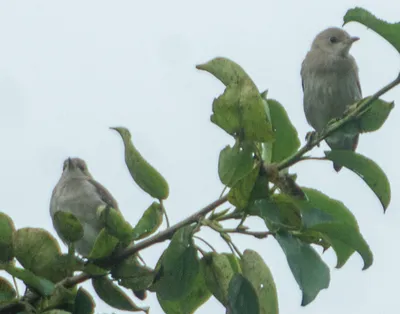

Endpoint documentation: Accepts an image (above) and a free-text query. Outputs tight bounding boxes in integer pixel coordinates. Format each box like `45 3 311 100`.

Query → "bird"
50 157 119 257
301 27 362 171
50 157 147 300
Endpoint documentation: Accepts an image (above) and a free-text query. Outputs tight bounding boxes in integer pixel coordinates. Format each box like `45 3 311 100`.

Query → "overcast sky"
0 1 399 313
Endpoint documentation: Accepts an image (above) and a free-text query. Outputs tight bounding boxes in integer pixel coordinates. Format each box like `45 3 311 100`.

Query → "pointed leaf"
132 202 163 240
325 150 390 211
196 57 252 86
299 188 373 269
111 127 169 200
92 276 148 313
0 212 15 263
343 7 400 54
218 143 254 187
73 288 95 314
0 276 16 303
356 98 394 133
276 231 330 306
227 274 260 314
88 229 119 259
197 57 274 142
267 99 300 163
155 226 199 301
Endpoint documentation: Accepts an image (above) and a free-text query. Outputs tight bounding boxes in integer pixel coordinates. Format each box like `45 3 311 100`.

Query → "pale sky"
0 1 399 313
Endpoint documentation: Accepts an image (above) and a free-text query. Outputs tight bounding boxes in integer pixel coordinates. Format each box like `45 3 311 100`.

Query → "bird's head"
311 27 359 57
62 157 92 179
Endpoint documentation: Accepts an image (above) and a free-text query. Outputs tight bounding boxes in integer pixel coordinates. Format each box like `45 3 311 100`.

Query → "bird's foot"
305 131 319 147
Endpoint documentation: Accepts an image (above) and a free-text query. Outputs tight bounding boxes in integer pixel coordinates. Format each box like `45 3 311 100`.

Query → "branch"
275 72 400 171
222 228 273 239
65 194 229 287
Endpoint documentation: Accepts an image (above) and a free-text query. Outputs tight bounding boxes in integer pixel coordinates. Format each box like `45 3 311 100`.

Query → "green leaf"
275 231 330 306
196 57 252 86
218 143 254 187
73 288 95 314
97 206 133 244
112 255 154 292
324 150 390 211
157 264 211 314
200 252 236 306
267 99 300 163
14 228 64 281
228 163 261 208
40 284 75 312
222 253 242 274
53 211 84 243
111 127 169 200
155 226 199 301
241 250 279 314
343 7 400 54
88 229 119 259
0 212 15 263
299 188 373 269
92 276 149 313
6 265 55 296
356 98 394 133
0 276 16 303
197 57 274 142
227 274 260 314
260 92 273 163
249 195 302 232
132 202 163 240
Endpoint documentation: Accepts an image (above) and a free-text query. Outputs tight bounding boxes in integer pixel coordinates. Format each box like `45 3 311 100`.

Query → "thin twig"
194 245 208 257
160 200 170 228
194 235 217 252
299 156 328 162
214 211 242 222
223 228 273 239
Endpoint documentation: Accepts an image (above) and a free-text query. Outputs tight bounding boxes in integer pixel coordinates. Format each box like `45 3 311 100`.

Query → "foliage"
0 7 399 314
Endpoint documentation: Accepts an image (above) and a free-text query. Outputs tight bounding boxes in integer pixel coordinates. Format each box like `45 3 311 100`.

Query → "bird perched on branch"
50 157 146 300
301 27 362 171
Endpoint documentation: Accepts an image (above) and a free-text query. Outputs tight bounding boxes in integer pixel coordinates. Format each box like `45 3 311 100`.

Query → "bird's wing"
87 179 120 211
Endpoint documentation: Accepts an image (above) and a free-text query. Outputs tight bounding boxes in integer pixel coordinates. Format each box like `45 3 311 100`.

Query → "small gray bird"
301 27 362 171
50 157 147 300
50 157 119 257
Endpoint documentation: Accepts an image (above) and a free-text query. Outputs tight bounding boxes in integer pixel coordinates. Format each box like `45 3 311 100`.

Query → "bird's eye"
78 165 85 172
329 36 338 43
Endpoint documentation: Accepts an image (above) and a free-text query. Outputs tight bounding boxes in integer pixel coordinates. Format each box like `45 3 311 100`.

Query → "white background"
0 1 399 313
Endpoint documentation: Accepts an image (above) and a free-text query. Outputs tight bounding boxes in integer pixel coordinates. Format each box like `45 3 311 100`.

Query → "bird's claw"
305 131 319 147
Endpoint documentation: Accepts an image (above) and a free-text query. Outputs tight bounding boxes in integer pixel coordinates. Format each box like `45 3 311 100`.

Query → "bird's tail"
326 131 359 172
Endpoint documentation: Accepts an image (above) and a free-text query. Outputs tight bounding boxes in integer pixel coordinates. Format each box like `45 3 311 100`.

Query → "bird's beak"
350 36 360 43
67 157 73 168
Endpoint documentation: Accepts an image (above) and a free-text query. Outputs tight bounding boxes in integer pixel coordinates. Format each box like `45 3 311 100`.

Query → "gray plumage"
301 27 362 171
50 157 119 256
